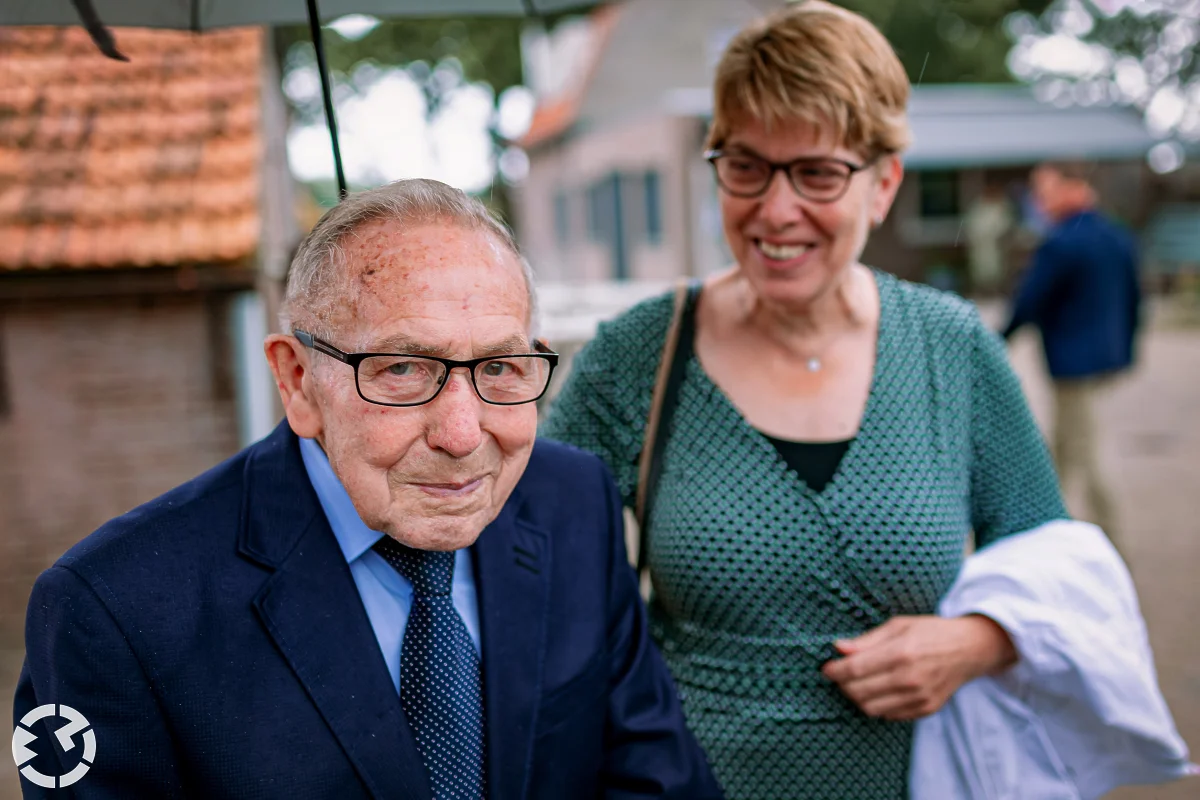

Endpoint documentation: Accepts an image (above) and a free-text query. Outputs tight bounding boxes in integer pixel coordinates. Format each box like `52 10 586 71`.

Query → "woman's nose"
757 170 805 226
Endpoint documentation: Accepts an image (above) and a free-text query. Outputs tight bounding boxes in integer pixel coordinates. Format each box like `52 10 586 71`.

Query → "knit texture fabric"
541 271 1068 800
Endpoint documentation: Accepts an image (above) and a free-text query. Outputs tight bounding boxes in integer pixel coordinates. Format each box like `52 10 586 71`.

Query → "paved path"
2 308 1196 798
992 305 1200 800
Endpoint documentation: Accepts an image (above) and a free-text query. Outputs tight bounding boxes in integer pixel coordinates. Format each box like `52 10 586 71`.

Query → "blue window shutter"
644 170 662 244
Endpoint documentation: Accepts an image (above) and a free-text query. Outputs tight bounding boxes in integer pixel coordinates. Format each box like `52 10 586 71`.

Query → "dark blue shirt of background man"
1001 170 1141 379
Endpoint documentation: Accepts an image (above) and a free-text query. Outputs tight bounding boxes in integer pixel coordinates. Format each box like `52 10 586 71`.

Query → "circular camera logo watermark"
11 704 96 789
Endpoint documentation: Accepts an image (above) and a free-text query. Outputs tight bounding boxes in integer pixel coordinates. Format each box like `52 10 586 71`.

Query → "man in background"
1002 161 1142 540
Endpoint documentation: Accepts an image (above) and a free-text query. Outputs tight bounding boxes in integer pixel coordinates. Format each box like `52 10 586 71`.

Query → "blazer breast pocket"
534 649 609 737
528 651 609 797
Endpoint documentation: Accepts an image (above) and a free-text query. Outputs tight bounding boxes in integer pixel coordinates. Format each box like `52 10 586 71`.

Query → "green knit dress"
540 272 1068 800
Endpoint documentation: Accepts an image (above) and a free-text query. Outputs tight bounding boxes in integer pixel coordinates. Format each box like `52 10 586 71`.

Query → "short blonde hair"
706 0 911 159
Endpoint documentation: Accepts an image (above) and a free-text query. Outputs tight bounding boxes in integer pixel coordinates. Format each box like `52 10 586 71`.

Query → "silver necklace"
800 333 841 372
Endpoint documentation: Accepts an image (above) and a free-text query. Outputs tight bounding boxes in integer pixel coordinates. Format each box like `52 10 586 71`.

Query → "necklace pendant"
806 357 821 372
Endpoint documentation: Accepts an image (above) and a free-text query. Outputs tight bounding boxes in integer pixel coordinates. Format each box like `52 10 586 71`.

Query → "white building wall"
516 113 702 284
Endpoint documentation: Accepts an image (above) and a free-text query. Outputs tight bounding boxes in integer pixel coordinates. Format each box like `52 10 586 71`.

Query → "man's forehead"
325 219 531 349
343 217 507 262
340 221 520 293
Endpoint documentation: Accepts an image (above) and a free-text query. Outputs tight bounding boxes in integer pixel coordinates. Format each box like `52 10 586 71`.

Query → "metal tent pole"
305 0 348 198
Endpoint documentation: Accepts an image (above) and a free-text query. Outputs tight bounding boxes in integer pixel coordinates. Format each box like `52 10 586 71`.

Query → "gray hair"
280 178 537 339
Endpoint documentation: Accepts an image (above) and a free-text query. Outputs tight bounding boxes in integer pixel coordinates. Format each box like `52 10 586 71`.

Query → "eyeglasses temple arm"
293 330 352 364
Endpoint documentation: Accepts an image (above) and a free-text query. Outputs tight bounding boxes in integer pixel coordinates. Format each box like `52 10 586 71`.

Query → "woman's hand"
820 614 1018 721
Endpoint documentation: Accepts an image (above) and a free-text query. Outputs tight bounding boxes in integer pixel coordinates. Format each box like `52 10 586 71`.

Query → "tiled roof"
519 4 620 150
0 26 263 271
521 97 580 150
902 85 1162 168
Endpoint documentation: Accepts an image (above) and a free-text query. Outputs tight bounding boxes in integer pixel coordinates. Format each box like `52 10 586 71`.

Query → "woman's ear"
870 153 904 226
264 334 323 439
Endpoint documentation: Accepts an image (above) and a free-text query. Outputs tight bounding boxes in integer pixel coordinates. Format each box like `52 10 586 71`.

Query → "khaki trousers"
1052 377 1117 538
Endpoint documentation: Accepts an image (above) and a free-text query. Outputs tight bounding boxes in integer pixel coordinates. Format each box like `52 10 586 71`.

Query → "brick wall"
0 294 241 664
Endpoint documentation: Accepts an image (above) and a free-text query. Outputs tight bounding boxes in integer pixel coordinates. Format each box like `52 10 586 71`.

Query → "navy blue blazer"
14 423 721 799
1002 210 1142 379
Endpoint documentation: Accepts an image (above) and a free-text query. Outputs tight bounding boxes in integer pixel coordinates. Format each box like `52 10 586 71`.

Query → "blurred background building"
0 27 289 676
515 0 1200 302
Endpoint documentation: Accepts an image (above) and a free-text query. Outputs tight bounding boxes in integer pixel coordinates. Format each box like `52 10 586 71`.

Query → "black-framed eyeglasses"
704 149 877 203
293 329 559 407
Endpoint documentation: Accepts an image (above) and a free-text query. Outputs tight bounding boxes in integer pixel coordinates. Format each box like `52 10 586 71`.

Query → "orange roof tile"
521 97 581 150
519 4 621 150
0 26 263 271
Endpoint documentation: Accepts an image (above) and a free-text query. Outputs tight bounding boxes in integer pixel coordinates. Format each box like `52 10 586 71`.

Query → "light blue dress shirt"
299 437 482 694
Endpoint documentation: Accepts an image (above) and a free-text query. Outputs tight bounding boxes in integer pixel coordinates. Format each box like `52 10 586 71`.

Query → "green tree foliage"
273 1 1056 212
273 15 576 217
274 1 1054 115
1009 0 1200 144
273 18 530 127
834 0 1054 83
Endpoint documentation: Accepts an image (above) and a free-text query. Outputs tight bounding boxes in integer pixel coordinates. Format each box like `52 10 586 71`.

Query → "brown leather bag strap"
635 281 689 533
631 280 700 596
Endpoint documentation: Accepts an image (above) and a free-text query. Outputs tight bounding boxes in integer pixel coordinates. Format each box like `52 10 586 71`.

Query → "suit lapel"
473 495 552 800
240 424 431 800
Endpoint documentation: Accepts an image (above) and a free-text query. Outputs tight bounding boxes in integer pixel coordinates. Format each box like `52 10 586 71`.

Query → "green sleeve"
540 293 675 508
969 311 1069 547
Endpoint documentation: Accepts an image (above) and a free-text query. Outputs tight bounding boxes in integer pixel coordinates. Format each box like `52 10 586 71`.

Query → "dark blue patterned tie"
373 537 486 800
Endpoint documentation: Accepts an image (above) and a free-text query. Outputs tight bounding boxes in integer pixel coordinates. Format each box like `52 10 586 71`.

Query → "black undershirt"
759 434 854 493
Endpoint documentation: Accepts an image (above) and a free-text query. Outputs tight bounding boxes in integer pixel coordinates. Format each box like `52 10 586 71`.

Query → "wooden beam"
0 264 256 304
258 41 300 337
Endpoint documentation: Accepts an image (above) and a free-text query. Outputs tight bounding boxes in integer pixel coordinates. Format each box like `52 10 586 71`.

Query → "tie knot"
372 537 455 597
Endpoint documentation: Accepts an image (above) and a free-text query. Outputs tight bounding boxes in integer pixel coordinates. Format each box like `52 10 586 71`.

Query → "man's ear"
264 334 323 439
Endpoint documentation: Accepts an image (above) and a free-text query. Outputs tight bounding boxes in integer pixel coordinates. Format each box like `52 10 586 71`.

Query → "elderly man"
15 179 721 799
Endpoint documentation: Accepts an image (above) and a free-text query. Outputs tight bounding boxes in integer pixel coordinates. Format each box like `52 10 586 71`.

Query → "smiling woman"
540 2 1072 798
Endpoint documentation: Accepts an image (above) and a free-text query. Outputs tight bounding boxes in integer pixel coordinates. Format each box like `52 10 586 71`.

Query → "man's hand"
820 614 1017 721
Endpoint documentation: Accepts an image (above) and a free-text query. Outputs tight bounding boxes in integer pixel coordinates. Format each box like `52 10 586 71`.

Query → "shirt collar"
299 437 383 564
